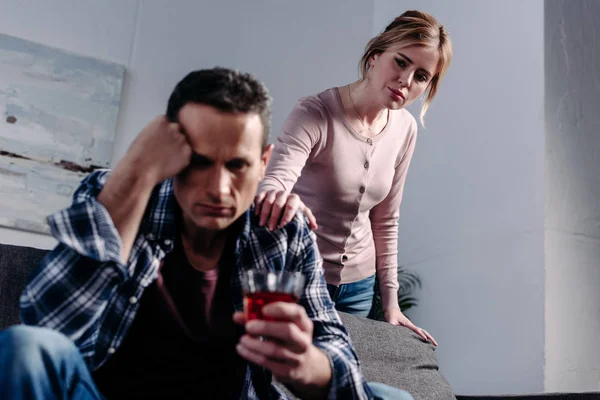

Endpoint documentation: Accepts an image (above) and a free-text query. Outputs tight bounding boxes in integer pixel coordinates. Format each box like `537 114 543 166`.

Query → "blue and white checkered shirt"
20 170 373 400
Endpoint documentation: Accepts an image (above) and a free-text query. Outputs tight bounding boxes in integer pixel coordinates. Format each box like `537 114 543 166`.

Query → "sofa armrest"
339 312 456 400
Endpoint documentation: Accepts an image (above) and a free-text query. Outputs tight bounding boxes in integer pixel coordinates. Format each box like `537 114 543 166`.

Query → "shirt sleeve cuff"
257 178 286 193
381 287 400 311
324 350 339 400
313 340 372 400
47 198 123 264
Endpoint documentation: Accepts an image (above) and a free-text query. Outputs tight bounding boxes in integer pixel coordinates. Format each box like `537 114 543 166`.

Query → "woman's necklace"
347 84 387 132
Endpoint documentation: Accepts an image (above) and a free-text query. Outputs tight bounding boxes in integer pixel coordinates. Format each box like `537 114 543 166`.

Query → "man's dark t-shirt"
93 235 247 399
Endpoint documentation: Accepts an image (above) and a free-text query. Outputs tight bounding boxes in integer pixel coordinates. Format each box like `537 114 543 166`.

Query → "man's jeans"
0 325 103 399
0 325 413 400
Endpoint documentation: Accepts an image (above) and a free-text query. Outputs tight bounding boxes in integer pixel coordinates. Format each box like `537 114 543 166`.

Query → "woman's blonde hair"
360 10 452 124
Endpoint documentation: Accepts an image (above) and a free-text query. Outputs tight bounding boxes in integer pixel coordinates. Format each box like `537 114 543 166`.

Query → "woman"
255 10 452 345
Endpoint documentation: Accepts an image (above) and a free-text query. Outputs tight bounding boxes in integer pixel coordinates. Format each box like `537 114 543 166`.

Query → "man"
0 67 412 400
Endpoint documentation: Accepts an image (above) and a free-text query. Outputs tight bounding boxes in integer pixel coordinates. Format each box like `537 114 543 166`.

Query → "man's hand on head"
121 116 192 185
97 115 192 264
233 303 332 399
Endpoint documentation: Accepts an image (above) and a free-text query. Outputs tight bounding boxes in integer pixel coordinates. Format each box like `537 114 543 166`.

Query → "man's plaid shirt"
20 170 373 399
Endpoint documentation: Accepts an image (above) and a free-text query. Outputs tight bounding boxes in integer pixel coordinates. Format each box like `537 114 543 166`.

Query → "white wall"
115 0 374 162
374 0 546 395
545 0 600 392
0 0 373 249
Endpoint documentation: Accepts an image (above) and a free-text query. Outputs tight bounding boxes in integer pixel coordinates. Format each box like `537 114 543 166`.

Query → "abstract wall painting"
0 33 125 234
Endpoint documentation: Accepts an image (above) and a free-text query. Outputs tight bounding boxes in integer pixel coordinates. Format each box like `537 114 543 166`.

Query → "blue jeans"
327 274 376 317
0 325 102 400
0 325 413 400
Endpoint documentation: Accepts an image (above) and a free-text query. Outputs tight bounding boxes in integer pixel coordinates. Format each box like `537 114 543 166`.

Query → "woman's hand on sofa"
384 308 438 346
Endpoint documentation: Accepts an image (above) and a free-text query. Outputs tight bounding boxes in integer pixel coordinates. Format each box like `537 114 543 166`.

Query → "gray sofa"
1 243 598 400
